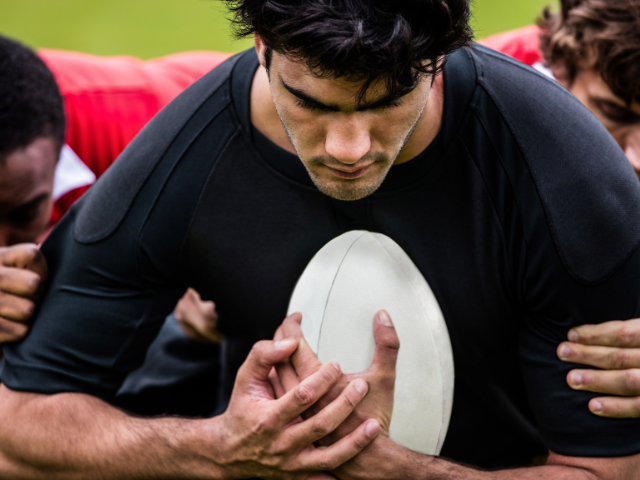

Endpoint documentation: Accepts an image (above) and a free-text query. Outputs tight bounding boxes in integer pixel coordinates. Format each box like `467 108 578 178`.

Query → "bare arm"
0 385 225 480
334 442 640 480
0 335 378 480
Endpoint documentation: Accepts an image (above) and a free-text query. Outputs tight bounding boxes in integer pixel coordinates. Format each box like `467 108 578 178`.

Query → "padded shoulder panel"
471 45 640 284
73 53 242 244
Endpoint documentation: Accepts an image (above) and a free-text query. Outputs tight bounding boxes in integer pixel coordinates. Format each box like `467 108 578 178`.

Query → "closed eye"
296 99 334 112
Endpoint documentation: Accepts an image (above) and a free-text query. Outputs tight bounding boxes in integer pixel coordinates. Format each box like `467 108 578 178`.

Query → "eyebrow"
280 77 415 112
14 193 48 212
593 97 640 123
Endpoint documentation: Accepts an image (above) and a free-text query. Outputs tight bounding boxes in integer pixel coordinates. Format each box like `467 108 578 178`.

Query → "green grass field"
0 0 555 59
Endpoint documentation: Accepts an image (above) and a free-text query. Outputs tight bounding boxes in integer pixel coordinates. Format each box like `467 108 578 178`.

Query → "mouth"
325 163 373 180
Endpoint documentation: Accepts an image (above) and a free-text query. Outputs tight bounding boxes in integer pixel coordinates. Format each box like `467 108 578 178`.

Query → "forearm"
398 455 598 480
0 385 228 480
337 439 634 480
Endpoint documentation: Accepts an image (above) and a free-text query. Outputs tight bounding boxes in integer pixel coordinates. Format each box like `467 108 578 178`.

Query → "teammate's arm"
0 335 378 480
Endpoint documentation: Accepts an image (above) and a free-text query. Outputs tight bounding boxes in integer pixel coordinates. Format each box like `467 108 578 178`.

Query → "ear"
254 34 268 69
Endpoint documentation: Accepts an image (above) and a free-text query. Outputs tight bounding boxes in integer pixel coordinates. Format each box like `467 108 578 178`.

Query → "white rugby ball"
287 231 454 455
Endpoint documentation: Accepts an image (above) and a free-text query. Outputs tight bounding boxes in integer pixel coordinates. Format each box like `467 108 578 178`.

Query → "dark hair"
539 0 640 105
0 36 65 158
225 0 472 101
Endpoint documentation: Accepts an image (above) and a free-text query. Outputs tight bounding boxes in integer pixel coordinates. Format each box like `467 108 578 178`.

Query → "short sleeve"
519 245 640 456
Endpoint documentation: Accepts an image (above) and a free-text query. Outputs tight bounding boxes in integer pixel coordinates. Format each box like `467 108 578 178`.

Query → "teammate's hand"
275 311 405 480
174 288 222 343
217 316 379 480
558 319 640 418
0 244 47 343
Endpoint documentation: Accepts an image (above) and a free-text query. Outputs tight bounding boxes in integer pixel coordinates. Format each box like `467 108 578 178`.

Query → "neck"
250 66 445 164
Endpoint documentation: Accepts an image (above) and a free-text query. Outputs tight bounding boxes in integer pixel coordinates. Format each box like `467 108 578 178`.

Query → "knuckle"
311 414 332 437
269 438 289 457
251 341 269 362
26 244 39 258
25 273 41 293
255 412 274 435
0 319 28 342
614 349 631 369
623 370 640 394
616 324 638 347
295 383 315 406
343 391 358 409
20 301 35 319
318 454 339 471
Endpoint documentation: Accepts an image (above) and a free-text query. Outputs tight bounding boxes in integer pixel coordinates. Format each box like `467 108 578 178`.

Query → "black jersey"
4 46 640 468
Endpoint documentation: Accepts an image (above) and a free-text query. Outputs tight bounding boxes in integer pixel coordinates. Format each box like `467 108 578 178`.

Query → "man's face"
0 137 58 246
568 69 640 178
262 49 432 201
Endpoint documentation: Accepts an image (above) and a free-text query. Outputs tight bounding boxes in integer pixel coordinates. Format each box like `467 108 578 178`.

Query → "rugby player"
1 1 640 477
0 36 227 414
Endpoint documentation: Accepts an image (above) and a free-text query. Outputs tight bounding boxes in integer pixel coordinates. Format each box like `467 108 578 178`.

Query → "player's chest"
182 165 521 358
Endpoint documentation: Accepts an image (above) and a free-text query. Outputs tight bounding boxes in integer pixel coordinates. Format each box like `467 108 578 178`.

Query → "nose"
623 128 640 178
324 115 371 165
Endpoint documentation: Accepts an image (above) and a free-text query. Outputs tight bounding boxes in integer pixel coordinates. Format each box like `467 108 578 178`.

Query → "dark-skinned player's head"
225 0 472 200
0 35 65 246
539 0 640 175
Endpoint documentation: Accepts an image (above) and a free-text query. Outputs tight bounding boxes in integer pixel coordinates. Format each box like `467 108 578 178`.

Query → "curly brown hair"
538 0 640 105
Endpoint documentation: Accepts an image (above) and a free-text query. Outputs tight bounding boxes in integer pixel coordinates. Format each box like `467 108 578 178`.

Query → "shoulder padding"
73 53 241 244
471 45 640 284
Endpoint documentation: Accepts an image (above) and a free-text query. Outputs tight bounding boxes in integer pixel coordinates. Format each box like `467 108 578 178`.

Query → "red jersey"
478 25 542 67
39 50 231 226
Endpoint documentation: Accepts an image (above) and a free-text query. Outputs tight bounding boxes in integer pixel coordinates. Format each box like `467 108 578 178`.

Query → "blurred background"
0 0 555 59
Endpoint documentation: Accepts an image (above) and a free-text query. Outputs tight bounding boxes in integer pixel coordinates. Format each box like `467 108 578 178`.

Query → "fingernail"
570 372 583 387
354 379 367 394
559 345 571 359
275 339 294 350
591 401 603 413
568 330 578 342
378 310 393 327
365 420 379 438
330 361 341 373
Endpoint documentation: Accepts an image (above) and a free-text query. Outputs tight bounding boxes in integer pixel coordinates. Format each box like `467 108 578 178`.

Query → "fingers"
174 289 221 344
567 368 640 396
587 396 640 418
0 291 35 322
283 313 323 381
288 378 368 445
0 317 29 343
568 319 640 348
0 244 48 281
0 264 42 298
269 366 287 398
558 342 640 370
370 310 400 381
238 339 298 384
276 361 342 421
297 419 379 472
276 357 301 393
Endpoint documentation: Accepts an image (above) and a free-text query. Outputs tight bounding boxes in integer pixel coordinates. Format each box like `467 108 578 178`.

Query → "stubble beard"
277 113 422 202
